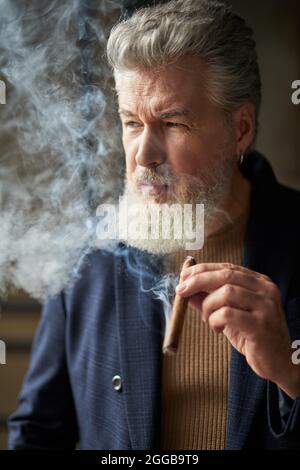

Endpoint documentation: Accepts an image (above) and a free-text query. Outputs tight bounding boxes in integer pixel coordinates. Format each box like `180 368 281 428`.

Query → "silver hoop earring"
239 153 244 165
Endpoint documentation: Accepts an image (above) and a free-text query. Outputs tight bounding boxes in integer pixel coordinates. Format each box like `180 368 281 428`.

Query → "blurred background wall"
0 293 40 449
231 0 300 189
0 0 299 449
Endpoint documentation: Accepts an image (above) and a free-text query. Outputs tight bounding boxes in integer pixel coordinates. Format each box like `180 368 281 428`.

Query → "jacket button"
112 375 122 391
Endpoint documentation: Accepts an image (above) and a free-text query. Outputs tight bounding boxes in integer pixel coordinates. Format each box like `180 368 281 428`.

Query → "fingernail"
176 282 187 294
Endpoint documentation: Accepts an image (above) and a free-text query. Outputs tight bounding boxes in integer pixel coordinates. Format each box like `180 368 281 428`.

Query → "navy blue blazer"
8 151 300 449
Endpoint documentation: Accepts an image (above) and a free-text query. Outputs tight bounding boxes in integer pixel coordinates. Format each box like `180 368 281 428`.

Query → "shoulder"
275 182 300 234
61 247 119 312
277 182 300 205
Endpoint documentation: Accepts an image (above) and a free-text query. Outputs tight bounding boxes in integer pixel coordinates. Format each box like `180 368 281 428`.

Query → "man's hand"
176 262 300 400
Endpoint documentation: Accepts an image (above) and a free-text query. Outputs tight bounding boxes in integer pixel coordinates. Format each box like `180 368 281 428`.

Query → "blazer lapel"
226 152 295 449
114 247 164 450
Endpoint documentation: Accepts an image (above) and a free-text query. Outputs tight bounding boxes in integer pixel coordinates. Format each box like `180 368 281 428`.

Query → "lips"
139 182 169 197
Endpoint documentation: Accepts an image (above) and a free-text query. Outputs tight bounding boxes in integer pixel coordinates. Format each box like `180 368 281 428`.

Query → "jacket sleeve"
266 292 300 444
7 292 78 449
267 380 300 442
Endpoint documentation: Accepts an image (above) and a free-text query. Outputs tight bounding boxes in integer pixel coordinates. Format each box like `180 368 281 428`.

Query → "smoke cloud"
0 0 124 300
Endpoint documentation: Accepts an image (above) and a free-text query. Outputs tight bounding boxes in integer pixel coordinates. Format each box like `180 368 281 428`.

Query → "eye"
165 122 188 129
124 121 142 129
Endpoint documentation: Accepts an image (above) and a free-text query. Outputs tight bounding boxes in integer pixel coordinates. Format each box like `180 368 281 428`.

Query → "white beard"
118 155 236 255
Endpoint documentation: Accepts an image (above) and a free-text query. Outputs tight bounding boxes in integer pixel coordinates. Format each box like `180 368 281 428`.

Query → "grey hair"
106 0 262 146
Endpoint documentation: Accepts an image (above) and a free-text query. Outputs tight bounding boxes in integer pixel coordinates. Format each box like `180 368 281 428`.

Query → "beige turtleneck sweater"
160 205 250 450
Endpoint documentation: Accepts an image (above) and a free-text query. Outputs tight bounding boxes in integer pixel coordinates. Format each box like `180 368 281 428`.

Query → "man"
8 0 300 449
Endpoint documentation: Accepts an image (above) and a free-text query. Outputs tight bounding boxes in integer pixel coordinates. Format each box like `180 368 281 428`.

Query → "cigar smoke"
0 0 182 338
0 0 123 299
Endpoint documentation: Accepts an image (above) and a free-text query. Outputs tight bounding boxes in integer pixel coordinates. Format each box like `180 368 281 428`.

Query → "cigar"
162 256 196 355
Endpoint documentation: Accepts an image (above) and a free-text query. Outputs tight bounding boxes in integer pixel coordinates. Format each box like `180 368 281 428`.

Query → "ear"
232 102 256 155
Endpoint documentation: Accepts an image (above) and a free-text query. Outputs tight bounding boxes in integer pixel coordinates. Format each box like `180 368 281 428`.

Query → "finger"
181 262 271 282
208 306 256 336
187 291 209 310
202 284 265 322
176 267 271 298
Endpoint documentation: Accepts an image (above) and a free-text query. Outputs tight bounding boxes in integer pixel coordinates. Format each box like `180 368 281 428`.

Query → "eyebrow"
118 107 191 119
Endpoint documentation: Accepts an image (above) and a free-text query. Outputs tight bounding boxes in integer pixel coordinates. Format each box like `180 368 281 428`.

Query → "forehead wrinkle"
118 94 194 121
116 71 200 122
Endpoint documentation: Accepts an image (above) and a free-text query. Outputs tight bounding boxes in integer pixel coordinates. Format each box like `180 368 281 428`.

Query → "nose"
135 126 167 168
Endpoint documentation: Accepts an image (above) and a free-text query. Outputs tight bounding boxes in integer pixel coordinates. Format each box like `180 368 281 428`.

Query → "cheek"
166 136 210 175
173 123 232 175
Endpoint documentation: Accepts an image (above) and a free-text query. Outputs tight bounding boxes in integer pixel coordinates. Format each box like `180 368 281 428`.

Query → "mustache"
132 168 178 186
